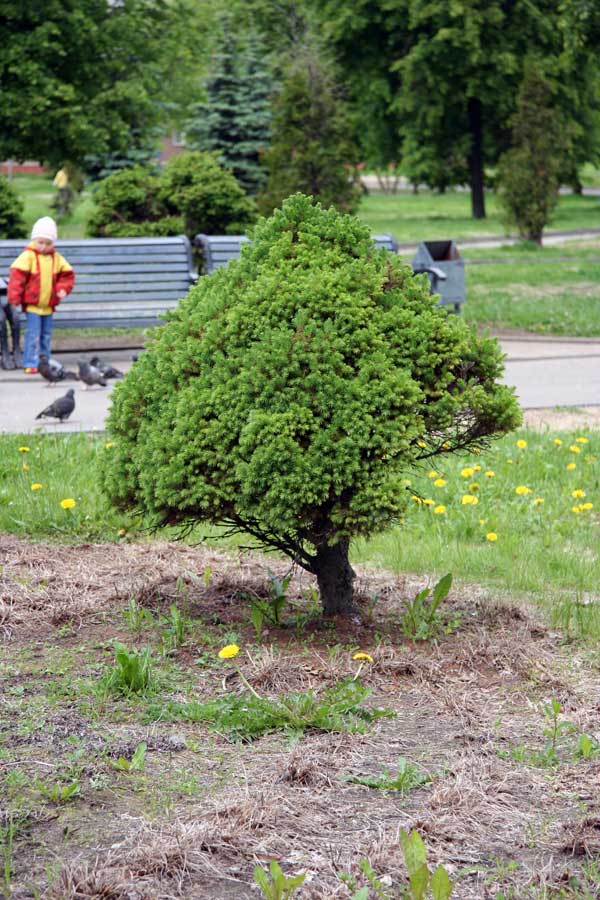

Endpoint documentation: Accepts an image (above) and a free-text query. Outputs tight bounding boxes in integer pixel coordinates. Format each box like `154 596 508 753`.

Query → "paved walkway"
1 337 599 434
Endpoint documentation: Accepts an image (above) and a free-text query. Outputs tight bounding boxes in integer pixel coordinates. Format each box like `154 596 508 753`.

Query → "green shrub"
0 176 27 238
101 194 521 617
158 151 256 237
87 151 255 240
86 166 165 237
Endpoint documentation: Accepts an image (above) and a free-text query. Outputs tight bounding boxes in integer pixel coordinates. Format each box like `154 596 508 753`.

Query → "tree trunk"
468 97 486 219
313 538 357 616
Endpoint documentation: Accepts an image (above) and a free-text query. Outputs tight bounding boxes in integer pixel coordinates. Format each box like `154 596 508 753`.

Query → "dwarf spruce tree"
101 194 521 616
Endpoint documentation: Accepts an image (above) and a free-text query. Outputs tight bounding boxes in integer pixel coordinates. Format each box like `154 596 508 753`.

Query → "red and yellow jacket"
8 243 75 316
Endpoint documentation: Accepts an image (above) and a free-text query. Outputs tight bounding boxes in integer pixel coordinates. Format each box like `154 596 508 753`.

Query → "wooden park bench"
0 236 198 329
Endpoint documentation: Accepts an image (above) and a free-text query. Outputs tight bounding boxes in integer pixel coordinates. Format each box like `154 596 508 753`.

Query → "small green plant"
498 698 574 768
400 573 453 641
1 815 19 900
35 779 81 804
340 830 453 899
400 829 453 900
344 757 431 794
123 596 154 632
574 733 600 760
100 643 155 696
146 679 394 742
249 570 293 639
160 603 191 654
253 861 305 899
110 742 147 773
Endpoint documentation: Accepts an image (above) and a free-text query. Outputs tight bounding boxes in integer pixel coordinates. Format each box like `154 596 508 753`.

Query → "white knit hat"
31 216 58 242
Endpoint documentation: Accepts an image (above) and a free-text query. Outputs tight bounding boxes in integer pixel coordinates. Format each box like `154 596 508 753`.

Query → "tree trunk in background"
468 97 486 219
314 538 357 616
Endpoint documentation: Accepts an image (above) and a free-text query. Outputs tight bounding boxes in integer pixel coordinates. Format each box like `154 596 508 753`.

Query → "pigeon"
35 388 75 422
78 360 107 388
39 354 79 386
89 356 124 379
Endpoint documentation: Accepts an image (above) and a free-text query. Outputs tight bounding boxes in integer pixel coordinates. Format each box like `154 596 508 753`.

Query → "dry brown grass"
2 534 600 899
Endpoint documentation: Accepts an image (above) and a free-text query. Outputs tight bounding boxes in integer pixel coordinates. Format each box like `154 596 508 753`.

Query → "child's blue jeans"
22 312 53 368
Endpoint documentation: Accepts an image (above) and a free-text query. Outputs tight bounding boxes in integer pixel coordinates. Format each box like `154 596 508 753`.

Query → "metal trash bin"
412 240 465 312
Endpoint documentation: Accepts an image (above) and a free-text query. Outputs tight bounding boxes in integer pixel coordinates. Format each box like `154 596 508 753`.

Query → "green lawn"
358 189 600 242
2 427 599 637
12 173 94 239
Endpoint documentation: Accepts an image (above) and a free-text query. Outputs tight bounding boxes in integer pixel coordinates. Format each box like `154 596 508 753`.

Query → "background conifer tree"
257 42 361 215
186 31 274 194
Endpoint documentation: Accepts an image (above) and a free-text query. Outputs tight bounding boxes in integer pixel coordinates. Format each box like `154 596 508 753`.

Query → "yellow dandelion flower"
517 439 527 449
533 497 545 505
423 498 434 506
417 440 427 448
515 485 532 495
433 504 446 515
442 442 450 449
18 446 30 453
507 459 514 465
479 518 487 525
461 467 474 478
468 482 480 492
22 463 30 471
411 496 423 503
473 465 482 472
572 506 582 514
433 478 446 487
472 448 481 455
118 528 127 536
570 445 581 454
105 441 114 449
581 502 594 510
461 494 479 505
218 644 240 659
576 436 589 444
572 489 586 499
566 463 577 471
553 438 563 446
485 532 498 542
31 483 42 491
485 470 495 478
60 498 76 509
352 652 374 663
427 470 438 479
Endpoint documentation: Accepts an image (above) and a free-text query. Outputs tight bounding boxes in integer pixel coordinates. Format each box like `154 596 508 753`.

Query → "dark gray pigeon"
78 360 107 388
35 388 75 422
90 356 124 379
39 354 79 386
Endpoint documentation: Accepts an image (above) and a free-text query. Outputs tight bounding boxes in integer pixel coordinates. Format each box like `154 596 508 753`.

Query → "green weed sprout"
253 861 305 899
400 573 453 641
101 642 155 695
110 742 147 773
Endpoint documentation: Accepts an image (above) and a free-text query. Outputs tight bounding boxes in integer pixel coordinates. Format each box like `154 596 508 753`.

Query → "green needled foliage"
101 194 521 615
0 176 26 239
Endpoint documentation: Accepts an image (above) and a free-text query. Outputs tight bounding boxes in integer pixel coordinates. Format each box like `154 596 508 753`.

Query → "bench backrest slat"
0 236 197 329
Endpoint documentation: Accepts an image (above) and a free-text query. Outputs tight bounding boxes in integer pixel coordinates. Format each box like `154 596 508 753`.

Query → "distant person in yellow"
7 217 75 374
53 167 74 217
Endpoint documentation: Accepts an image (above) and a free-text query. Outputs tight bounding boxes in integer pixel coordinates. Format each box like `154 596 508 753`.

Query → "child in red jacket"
8 216 75 373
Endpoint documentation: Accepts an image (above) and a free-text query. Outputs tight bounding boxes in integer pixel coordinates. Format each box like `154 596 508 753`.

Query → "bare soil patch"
1 535 599 898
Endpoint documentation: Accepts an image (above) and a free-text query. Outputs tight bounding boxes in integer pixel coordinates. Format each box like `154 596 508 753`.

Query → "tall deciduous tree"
185 30 274 194
258 43 361 215
0 0 214 171
317 0 600 218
